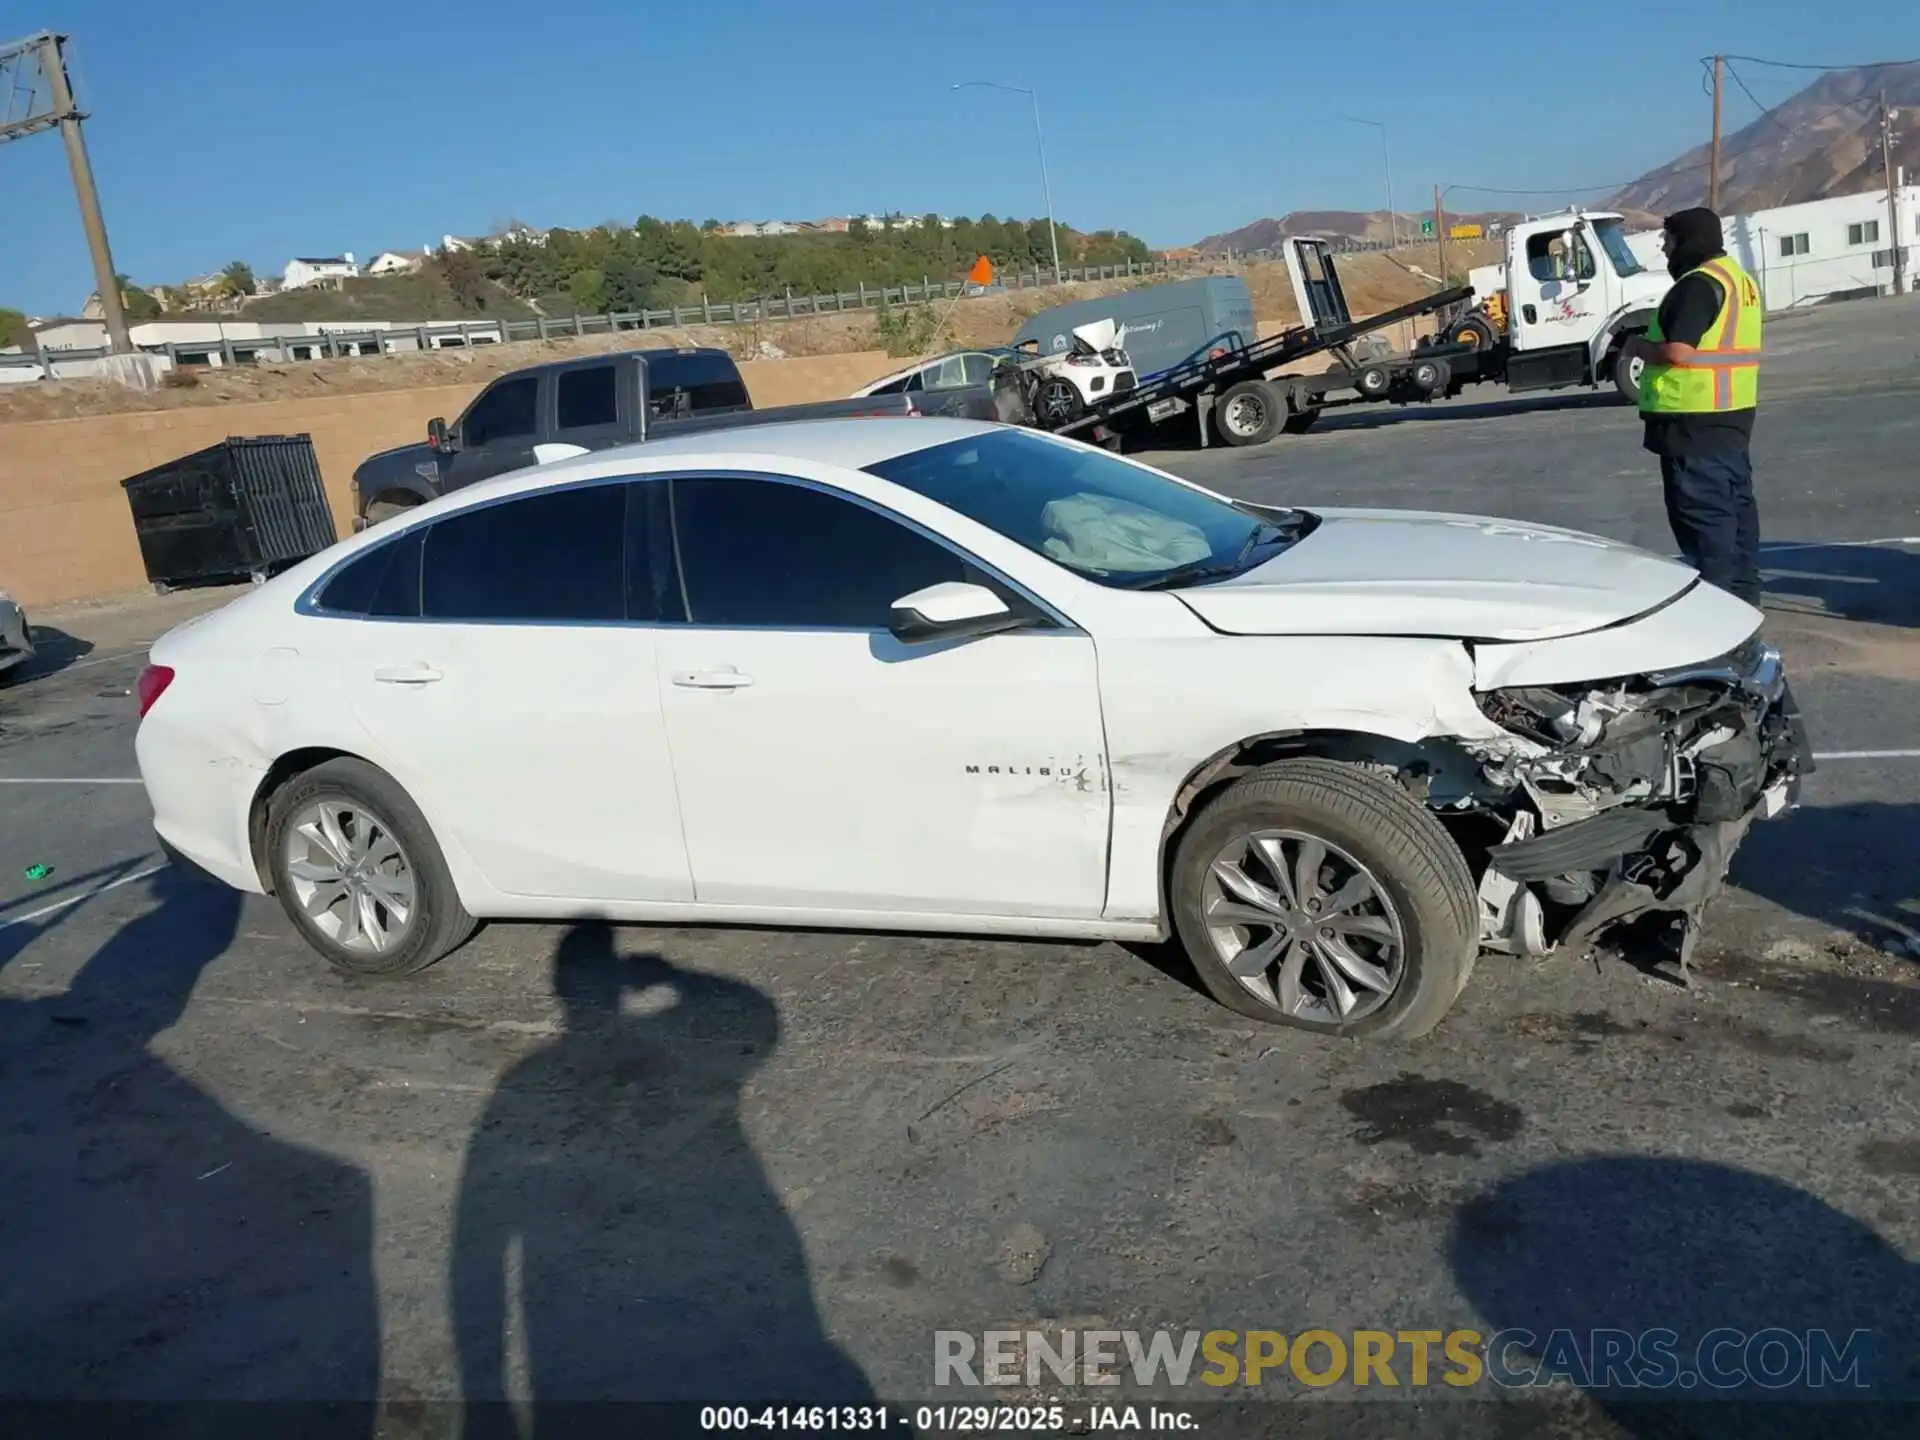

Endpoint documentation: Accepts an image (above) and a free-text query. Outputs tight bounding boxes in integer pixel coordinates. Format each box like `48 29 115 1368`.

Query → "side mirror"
427 417 452 451
888 581 1034 646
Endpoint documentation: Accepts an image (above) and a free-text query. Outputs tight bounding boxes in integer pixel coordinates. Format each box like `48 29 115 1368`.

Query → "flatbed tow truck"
1040 238 1469 449
1039 212 1664 449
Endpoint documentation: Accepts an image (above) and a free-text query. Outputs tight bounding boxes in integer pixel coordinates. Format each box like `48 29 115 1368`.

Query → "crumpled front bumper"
1480 639 1812 972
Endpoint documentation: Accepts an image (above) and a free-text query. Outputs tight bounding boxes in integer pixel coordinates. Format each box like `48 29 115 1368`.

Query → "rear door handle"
373 663 443 685
671 668 753 690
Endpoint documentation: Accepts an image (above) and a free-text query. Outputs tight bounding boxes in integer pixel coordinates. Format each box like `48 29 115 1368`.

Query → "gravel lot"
2 295 1916 1436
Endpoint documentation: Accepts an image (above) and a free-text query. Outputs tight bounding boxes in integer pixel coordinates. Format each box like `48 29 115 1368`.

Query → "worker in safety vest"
1622 207 1764 606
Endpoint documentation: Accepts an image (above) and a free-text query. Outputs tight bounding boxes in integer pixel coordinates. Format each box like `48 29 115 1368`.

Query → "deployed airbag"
1040 492 1211 573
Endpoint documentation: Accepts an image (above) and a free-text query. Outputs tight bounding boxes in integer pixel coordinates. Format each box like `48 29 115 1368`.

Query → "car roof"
454 417 1010 509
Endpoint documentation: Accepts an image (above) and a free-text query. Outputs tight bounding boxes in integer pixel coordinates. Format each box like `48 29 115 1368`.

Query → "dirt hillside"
0 246 1492 424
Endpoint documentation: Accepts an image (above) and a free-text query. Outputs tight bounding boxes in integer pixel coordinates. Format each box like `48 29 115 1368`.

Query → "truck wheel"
1410 358 1450 396
1168 759 1479 1041
1214 380 1282 446
1612 346 1645 404
1354 364 1392 399
1034 377 1085 427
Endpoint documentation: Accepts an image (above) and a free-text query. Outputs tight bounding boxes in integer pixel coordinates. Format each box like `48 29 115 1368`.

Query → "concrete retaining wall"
0 350 892 608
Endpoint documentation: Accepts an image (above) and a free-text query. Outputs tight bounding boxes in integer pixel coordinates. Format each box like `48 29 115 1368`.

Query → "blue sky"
3 0 1912 312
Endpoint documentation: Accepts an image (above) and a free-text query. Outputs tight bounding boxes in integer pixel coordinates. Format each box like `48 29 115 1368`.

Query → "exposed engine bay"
1433 634 1811 976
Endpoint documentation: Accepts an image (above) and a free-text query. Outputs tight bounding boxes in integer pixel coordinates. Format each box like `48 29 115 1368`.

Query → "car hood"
353 441 439 480
1173 509 1698 642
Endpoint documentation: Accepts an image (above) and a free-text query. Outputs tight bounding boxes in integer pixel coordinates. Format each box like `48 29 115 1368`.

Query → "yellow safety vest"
1640 255 1762 414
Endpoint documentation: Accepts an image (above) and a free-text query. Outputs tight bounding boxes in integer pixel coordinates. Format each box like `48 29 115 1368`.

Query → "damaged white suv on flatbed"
135 419 1811 1041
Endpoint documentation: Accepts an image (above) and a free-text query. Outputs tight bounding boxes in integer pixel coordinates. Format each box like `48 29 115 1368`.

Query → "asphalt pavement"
1 295 1916 1434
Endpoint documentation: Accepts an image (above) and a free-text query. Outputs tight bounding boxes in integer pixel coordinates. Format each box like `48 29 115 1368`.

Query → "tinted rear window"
645 352 748 413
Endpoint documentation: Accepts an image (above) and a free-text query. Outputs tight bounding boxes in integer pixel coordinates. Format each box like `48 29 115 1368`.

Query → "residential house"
366 249 428 276
281 254 359 290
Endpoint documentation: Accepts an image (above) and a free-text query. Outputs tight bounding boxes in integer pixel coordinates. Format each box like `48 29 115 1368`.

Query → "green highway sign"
1420 218 1434 236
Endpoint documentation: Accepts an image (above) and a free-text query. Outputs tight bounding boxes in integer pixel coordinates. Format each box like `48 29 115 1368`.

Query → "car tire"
265 757 477 979
1168 758 1479 1041
1612 345 1645 404
1033 376 1085 428
1212 379 1283 447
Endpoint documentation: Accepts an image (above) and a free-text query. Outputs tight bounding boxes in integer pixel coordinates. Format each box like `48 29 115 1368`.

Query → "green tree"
433 251 493 313
567 267 608 313
600 244 660 312
0 306 30 349
220 261 256 300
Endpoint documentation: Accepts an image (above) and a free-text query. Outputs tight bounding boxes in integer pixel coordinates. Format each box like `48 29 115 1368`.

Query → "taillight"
136 664 175 718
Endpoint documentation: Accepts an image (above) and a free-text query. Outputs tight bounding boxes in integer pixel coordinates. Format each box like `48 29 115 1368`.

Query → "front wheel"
1612 345 1645 404
1168 759 1479 1040
1033 376 1085 428
265 757 477 978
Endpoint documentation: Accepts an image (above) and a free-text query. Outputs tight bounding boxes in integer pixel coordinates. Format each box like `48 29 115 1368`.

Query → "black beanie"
1663 207 1726 278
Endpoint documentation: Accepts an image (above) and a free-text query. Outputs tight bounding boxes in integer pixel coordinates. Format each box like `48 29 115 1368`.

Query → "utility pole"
1433 184 1447 280
1 31 132 353
1708 54 1724 213
1880 90 1907 297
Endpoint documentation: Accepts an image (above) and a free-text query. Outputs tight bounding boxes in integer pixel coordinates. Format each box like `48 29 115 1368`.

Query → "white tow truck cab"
1439 210 1673 402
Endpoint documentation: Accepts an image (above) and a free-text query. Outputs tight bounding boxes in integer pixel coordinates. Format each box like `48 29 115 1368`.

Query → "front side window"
462 376 538 446
672 477 967 628
421 483 626 622
866 429 1308 589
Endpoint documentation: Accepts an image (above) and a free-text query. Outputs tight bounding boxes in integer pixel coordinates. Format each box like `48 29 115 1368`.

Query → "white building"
281 253 359 290
366 249 428 276
1618 184 1916 309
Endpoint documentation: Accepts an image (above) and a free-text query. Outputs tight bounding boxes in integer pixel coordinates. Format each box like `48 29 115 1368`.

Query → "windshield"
1593 219 1645 277
864 429 1309 588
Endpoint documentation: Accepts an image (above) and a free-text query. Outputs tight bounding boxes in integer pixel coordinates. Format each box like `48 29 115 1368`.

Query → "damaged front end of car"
1451 635 1812 977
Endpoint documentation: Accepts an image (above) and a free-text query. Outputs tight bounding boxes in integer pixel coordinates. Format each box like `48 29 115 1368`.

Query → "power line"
1709 52 1920 72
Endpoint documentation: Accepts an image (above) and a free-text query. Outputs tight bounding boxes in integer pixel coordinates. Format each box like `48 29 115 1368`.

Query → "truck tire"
1214 379 1283 447
1168 758 1479 1041
1409 358 1451 396
1612 345 1645 404
1354 364 1392 399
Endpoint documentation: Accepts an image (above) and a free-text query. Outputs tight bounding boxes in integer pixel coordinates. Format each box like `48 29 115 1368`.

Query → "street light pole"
1339 115 1396 248
953 80 1062 284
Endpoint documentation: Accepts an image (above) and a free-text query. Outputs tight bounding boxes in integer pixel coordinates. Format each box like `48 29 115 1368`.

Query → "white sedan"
135 418 1810 1040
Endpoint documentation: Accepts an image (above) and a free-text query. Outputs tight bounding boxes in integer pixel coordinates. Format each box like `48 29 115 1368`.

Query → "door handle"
671 668 753 690
373 663 443 685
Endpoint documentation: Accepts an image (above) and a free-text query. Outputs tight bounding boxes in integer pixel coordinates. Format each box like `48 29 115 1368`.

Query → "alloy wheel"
1200 828 1407 1026
282 798 418 955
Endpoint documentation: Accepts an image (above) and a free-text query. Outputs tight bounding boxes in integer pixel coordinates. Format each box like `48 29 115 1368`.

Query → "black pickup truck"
351 345 995 528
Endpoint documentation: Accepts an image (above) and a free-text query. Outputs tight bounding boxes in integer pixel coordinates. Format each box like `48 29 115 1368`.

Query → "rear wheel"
1214 379 1282 446
265 757 476 978
1169 759 1479 1040
1612 345 1645 404
1353 363 1392 399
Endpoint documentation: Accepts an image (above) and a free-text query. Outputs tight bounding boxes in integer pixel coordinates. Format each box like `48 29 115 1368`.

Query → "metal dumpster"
120 435 339 592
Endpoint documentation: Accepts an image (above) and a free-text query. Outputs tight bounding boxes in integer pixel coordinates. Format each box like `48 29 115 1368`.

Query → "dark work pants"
1659 451 1762 606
